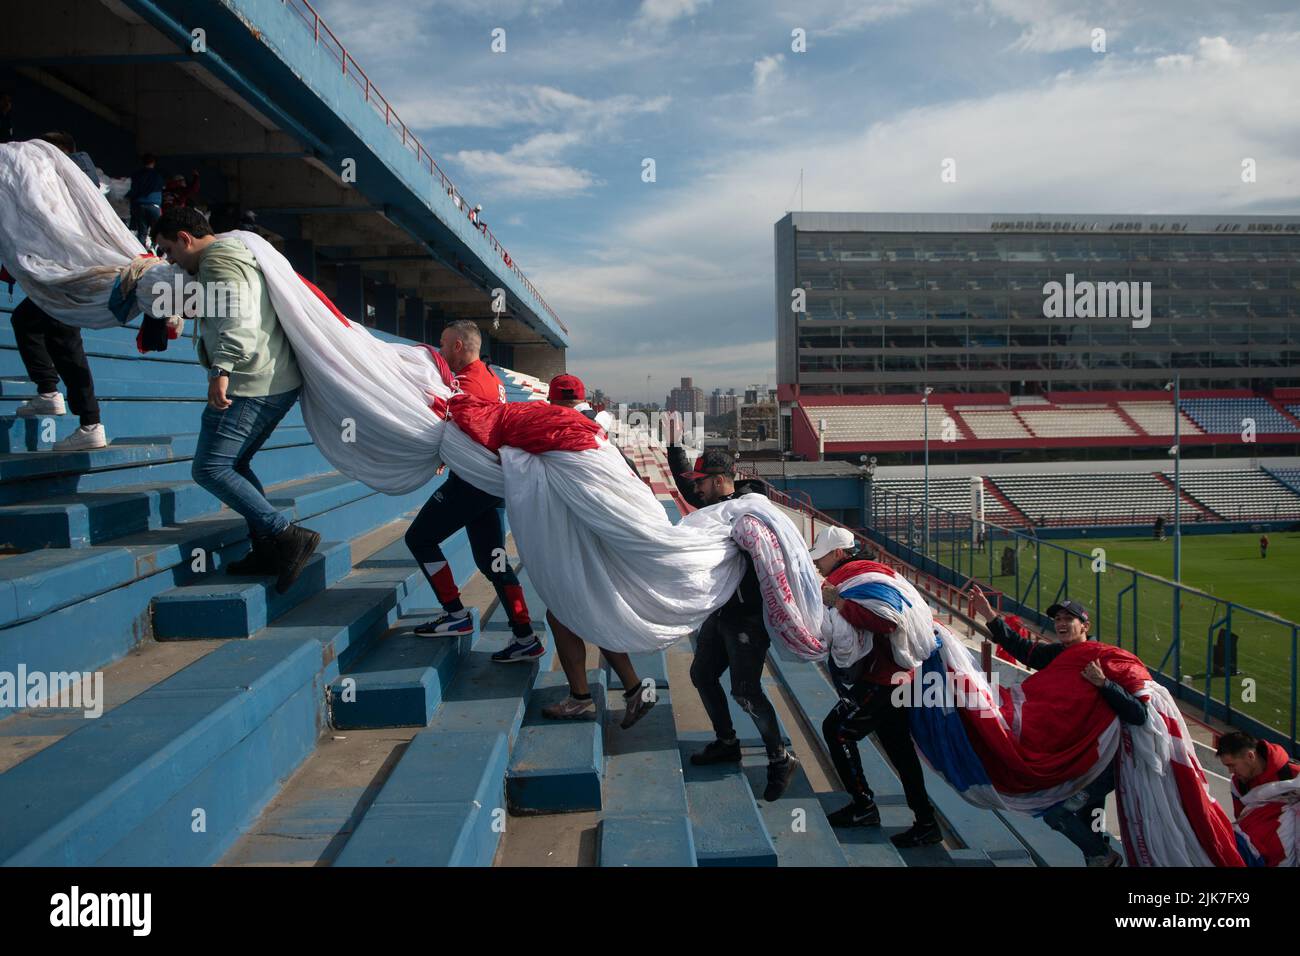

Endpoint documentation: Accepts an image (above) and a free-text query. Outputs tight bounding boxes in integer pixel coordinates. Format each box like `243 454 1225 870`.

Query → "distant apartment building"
667 377 706 416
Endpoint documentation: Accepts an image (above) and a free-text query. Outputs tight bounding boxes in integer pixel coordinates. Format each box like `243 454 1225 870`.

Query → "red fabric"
298 275 350 327
449 394 602 454
1163 726 1247 867
959 643 1152 794
455 359 507 404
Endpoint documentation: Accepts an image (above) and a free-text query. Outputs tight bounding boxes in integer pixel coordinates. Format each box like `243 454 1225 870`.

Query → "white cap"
809 525 855 560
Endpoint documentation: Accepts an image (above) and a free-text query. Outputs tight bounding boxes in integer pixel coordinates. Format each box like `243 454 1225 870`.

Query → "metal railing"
279 0 566 334
868 486 1299 753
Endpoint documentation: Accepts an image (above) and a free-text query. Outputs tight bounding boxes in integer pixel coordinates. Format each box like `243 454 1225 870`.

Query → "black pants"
822 666 935 824
11 298 100 426
689 611 785 760
404 470 532 640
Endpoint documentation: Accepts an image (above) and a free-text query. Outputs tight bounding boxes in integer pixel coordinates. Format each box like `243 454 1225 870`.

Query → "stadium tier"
871 466 1300 529
790 388 1300 456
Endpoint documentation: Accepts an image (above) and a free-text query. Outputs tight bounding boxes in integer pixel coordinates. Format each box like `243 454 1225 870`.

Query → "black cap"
1046 599 1089 624
679 448 733 481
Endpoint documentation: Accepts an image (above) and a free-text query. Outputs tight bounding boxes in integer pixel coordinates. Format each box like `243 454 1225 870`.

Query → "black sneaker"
690 737 742 766
226 536 276 576
272 524 321 594
763 753 798 802
826 799 882 828
890 819 943 848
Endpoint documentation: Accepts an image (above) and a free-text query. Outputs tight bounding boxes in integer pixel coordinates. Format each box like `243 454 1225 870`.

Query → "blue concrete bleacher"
0 285 558 865
1180 397 1298 434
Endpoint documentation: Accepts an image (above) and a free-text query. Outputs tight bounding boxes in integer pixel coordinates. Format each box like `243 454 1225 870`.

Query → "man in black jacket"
967 585 1145 867
667 434 796 802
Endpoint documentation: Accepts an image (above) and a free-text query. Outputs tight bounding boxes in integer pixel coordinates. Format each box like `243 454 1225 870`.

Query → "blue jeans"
1043 763 1115 860
192 388 300 539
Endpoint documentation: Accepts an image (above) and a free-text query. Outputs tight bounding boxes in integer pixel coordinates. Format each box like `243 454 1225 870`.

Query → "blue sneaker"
491 634 545 663
413 610 473 637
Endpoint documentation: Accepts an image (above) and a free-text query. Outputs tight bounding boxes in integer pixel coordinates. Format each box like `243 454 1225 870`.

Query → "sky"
310 0 1300 402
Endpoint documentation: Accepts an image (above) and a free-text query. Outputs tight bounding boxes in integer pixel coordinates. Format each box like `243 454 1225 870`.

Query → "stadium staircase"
0 299 1086 866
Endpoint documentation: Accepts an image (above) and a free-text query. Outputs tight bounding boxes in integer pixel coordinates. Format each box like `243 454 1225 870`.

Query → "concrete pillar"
374 282 398 335
283 239 316 282
402 297 425 344
335 264 364 325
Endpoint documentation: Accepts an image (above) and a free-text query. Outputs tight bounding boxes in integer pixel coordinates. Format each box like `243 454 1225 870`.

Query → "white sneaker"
15 392 66 417
53 423 108 451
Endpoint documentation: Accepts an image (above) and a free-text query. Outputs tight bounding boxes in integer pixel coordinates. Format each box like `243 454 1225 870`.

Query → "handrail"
279 0 567 335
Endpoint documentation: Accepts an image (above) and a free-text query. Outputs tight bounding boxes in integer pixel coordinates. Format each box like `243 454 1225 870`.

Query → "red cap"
548 373 585 402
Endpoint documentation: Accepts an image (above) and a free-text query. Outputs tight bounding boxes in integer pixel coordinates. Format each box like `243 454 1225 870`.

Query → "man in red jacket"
1216 731 1299 866
404 320 543 663
812 526 941 848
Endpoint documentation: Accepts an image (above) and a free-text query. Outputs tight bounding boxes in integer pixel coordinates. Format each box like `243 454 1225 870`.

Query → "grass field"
917 529 1299 740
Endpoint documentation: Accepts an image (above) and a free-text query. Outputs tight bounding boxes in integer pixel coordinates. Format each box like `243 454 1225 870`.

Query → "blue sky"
311 0 1300 401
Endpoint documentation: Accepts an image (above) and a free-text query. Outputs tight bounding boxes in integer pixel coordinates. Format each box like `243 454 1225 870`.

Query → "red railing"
279 0 567 334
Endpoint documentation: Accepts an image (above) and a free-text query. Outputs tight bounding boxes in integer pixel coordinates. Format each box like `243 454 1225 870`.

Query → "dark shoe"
226 536 277 576
763 753 798 802
619 683 657 730
827 799 882 828
890 819 943 848
272 524 320 594
690 737 742 766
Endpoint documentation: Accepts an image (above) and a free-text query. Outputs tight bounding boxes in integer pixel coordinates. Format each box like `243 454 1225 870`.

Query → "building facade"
774 212 1300 397
667 376 706 416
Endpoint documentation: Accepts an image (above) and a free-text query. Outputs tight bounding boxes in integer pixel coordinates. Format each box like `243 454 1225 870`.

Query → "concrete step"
333 730 511 867
680 735 778 866
1 396 305 453
0 537 432 865
0 475 439 716
597 679 695 867
0 636 321 865
152 540 353 639
326 608 480 730
506 669 606 814
0 424 311 487
0 433 328 506
333 578 554 867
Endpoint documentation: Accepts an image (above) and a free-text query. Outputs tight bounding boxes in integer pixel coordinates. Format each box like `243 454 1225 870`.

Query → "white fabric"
1 140 837 655
0 140 143 327
234 231 452 495
1116 682 1219 867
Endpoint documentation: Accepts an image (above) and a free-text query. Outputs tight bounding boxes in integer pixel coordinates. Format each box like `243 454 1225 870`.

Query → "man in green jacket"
152 208 318 593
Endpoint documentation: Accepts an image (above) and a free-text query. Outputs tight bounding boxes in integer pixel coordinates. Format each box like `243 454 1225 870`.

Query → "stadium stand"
986 472 1182 527
790 390 1300 456
1180 398 1299 435
1118 401 1203 436
1167 469 1300 521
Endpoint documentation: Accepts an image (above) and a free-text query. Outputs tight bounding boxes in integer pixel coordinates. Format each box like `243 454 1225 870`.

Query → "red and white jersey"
454 359 507 404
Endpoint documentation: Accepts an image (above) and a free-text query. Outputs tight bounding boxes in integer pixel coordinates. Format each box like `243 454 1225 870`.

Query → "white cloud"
635 0 710 29
396 85 669 130
533 30 1300 389
752 54 785 91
